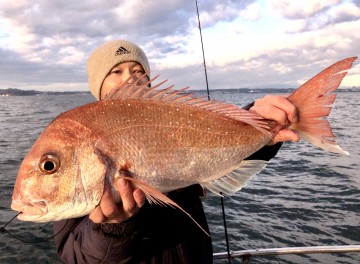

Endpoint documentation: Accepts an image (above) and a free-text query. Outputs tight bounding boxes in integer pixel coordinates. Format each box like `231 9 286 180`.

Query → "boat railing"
213 245 360 263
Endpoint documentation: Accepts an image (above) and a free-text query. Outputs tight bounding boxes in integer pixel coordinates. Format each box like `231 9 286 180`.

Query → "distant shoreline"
0 88 90 96
0 87 358 96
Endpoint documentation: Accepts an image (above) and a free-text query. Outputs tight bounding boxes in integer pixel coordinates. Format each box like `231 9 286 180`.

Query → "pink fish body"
11 57 357 223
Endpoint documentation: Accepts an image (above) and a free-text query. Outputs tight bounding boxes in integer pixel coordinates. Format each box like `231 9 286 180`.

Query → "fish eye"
39 154 60 174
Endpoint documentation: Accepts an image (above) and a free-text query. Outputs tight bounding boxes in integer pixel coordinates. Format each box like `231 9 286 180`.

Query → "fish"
11 57 357 226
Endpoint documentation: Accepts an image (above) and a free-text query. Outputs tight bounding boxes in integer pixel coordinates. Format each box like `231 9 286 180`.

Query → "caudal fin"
287 57 357 155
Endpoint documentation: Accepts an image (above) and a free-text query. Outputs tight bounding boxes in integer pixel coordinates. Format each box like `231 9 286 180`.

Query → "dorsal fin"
104 73 271 137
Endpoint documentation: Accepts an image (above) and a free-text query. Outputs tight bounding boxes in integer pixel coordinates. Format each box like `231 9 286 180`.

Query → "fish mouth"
11 200 48 221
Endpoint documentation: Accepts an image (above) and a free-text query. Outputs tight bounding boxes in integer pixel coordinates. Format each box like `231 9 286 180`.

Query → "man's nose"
125 72 138 84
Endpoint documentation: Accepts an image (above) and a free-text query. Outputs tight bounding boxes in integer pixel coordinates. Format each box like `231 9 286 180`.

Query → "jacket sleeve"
244 142 282 161
53 212 149 263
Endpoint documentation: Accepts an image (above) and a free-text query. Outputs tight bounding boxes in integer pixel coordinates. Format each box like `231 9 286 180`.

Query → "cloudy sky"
0 0 359 92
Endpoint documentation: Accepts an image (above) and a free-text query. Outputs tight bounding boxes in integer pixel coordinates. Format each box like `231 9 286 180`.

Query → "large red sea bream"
11 57 357 225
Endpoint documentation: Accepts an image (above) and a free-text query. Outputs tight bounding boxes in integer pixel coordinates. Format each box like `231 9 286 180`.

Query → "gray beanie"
87 40 150 100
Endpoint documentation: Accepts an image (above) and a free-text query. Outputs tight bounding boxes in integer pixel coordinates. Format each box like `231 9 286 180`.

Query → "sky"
0 0 359 92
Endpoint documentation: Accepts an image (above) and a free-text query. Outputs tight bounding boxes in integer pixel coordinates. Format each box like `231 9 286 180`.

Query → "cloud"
0 0 358 92
269 0 341 19
270 0 360 32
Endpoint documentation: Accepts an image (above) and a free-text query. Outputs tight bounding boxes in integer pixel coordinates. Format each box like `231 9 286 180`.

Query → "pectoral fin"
119 175 210 237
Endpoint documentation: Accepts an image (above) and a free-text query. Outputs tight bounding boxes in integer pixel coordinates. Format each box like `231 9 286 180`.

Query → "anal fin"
202 160 268 196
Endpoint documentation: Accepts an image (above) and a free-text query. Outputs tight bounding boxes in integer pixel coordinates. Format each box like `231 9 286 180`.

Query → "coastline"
1 87 359 97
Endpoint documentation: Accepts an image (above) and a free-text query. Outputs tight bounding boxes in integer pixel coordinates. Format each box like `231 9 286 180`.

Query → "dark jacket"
53 143 281 264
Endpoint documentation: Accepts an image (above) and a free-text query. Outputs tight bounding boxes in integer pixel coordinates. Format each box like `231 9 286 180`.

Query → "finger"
133 189 146 208
99 182 122 220
117 179 138 217
250 104 289 126
254 95 299 123
269 129 300 145
89 205 107 223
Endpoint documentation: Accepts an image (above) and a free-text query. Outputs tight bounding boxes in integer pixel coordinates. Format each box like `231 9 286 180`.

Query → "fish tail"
287 57 357 155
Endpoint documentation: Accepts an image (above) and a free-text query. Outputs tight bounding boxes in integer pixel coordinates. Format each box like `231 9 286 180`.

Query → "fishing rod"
195 1 211 102
195 2 231 263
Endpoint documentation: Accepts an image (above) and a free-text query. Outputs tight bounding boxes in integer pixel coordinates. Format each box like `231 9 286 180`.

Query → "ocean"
0 90 359 263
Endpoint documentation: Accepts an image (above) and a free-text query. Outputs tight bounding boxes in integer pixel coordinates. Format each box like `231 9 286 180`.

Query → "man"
54 40 299 263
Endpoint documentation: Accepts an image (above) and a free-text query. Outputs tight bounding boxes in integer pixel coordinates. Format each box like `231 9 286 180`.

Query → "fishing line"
195 2 231 263
0 212 69 243
0 212 20 231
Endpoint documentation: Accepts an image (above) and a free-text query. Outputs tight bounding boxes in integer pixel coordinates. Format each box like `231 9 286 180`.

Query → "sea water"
0 90 359 263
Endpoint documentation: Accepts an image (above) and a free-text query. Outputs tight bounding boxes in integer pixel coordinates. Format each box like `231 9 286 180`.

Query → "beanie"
87 40 150 100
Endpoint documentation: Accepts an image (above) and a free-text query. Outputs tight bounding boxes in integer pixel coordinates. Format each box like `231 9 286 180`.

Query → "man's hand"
89 179 146 224
250 95 300 145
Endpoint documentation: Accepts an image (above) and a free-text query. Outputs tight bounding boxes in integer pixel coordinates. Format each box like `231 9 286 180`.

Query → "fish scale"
78 99 269 191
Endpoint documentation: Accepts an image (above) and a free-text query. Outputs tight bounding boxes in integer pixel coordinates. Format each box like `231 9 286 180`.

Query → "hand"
249 95 300 145
89 179 146 224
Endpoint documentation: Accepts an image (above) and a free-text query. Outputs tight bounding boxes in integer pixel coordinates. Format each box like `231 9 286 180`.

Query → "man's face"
100 61 148 100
